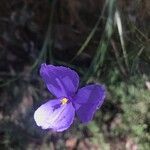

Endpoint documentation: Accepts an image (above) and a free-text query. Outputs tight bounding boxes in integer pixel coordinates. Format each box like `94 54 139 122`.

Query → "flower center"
61 98 68 105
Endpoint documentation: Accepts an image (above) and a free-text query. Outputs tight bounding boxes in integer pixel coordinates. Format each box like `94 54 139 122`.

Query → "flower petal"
40 64 79 98
73 84 105 123
34 99 75 132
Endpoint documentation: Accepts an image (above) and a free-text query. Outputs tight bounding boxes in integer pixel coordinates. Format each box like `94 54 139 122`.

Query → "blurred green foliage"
108 74 150 149
86 73 150 149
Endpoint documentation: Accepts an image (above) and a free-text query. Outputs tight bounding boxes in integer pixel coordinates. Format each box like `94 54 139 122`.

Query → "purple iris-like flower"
34 64 105 132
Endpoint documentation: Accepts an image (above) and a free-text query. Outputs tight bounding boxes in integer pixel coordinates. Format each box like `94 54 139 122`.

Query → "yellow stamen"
61 98 68 105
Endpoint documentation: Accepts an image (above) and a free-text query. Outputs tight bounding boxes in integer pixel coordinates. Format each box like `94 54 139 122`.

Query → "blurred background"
0 0 150 149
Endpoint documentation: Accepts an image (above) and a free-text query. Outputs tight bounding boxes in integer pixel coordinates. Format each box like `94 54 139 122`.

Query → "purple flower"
34 64 106 132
